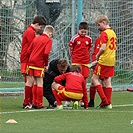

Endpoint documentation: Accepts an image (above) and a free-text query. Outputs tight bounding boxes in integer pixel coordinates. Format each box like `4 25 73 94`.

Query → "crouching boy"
51 65 88 109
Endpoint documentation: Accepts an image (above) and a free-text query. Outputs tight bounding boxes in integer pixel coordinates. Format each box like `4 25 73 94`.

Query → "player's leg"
51 82 63 108
88 82 96 107
102 77 112 105
92 74 109 107
32 83 37 108
36 77 45 108
80 66 89 107
23 74 34 108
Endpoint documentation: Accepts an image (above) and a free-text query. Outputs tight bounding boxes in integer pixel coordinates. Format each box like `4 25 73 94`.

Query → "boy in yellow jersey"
91 15 117 108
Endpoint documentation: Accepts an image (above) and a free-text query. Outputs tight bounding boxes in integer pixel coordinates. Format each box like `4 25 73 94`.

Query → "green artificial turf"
0 92 133 133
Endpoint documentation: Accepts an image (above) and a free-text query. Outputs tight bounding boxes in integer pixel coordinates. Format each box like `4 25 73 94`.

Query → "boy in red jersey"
66 22 92 107
51 65 88 110
88 28 103 107
91 15 117 109
27 25 55 109
20 15 47 108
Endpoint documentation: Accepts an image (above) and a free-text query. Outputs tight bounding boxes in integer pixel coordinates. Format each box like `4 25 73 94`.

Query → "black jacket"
43 59 70 94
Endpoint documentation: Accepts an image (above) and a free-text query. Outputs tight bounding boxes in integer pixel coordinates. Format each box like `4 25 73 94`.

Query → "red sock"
32 84 37 106
96 85 109 105
23 86 32 105
103 87 112 104
37 86 43 107
89 86 96 100
52 89 62 105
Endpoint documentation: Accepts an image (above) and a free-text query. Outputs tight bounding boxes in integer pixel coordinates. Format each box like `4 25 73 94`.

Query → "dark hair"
58 58 69 68
32 15 47 26
79 22 88 30
36 29 43 35
70 65 81 73
98 27 103 32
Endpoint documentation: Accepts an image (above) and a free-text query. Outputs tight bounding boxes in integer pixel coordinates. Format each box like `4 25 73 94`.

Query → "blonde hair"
95 15 109 24
44 25 55 34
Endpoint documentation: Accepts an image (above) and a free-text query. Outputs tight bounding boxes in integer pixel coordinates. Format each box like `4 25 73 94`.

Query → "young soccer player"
51 65 88 110
27 25 55 109
66 22 92 107
88 28 103 107
91 15 117 108
20 15 47 109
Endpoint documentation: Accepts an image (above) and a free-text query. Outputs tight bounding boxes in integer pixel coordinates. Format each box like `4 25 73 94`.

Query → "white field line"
0 104 133 115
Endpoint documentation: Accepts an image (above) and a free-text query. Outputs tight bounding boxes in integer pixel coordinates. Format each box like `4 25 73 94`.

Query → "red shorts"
57 86 83 101
93 64 114 79
72 63 90 78
81 65 90 78
28 67 44 77
20 63 29 75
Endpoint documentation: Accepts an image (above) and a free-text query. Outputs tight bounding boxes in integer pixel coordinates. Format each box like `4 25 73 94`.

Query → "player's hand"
44 66 48 72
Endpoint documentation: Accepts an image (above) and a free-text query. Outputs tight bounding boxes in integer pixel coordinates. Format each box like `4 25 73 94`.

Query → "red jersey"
92 37 101 61
68 33 92 64
27 34 52 68
20 25 35 63
54 71 88 106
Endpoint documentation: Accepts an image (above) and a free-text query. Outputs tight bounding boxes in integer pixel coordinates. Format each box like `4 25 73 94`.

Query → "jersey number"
109 37 116 50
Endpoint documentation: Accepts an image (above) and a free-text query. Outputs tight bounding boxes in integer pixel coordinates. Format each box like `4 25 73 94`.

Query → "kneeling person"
51 65 88 109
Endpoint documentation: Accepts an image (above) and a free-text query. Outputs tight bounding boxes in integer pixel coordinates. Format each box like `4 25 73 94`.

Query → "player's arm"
27 31 35 45
68 43 73 57
68 37 75 57
54 74 66 83
27 40 34 57
44 40 52 66
96 43 106 61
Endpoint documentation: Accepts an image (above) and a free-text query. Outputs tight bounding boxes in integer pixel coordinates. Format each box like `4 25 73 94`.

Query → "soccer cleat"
23 103 32 109
63 101 70 107
127 88 133 92
47 104 57 109
101 104 112 109
106 104 112 109
36 104 46 109
96 103 112 109
88 102 94 107
73 101 79 109
96 102 109 109
57 105 63 110
32 104 37 109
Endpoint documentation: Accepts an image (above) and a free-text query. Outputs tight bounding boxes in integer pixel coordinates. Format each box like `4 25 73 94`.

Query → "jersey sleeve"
27 30 35 45
100 32 108 44
44 40 52 66
54 73 66 83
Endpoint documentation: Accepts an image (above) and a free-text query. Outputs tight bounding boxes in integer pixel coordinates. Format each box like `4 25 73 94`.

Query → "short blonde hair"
95 15 109 24
44 25 55 34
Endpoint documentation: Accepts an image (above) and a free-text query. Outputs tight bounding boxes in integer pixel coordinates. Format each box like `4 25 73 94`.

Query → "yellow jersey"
98 28 117 66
